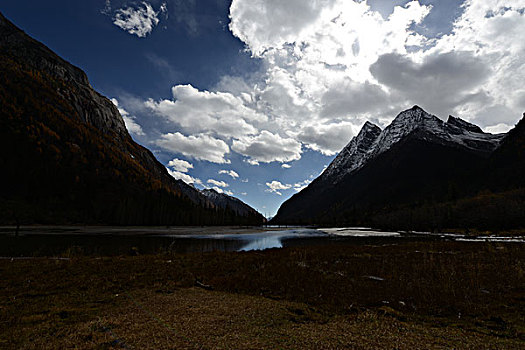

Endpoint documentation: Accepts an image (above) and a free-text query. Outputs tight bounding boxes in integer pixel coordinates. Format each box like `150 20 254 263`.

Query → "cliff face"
0 12 127 137
0 12 264 225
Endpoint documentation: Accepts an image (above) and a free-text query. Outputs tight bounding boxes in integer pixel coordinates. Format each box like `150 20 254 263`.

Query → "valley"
1 3 524 349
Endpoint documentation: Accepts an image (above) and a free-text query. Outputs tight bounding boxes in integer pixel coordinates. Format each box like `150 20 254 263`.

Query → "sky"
2 0 525 217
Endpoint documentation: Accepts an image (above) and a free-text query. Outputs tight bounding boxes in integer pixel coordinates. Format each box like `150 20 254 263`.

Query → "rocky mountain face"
320 121 382 184
321 106 503 186
0 12 264 225
0 12 127 138
272 106 524 231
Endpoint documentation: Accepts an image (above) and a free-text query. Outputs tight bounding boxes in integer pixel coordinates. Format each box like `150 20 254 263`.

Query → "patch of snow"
319 106 504 186
319 227 400 237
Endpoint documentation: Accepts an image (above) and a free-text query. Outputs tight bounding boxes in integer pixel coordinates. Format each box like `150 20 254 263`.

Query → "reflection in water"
3 227 494 257
240 236 282 251
169 229 328 252
1 229 330 256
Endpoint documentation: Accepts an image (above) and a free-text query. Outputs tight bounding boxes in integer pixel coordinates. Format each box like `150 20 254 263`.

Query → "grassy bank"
1 241 524 348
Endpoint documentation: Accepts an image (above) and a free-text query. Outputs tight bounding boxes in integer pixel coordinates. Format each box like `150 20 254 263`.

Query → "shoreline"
0 225 298 236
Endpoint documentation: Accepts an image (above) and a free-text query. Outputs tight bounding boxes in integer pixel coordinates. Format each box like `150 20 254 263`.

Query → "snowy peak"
321 121 381 183
372 106 445 156
372 106 503 158
320 106 504 185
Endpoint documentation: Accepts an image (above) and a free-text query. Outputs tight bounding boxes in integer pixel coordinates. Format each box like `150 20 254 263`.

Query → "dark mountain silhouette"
272 106 525 231
0 12 264 225
201 189 262 218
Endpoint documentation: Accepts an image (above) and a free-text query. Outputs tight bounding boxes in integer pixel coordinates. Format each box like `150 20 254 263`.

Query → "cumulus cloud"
166 157 201 185
296 121 356 156
232 130 302 164
281 164 291 169
207 179 229 188
111 98 144 136
370 51 491 118
145 85 265 138
226 0 524 143
229 0 336 56
211 187 234 196
167 158 193 173
113 2 165 38
320 80 390 118
427 0 525 127
166 168 202 186
135 0 524 167
219 170 239 178
157 132 230 164
293 179 312 192
265 180 292 196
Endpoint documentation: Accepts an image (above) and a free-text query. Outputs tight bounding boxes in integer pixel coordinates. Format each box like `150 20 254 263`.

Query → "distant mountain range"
273 106 525 231
0 12 264 225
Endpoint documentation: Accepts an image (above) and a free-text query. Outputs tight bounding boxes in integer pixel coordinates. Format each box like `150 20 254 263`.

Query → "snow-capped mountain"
321 121 381 184
272 106 524 229
320 106 504 185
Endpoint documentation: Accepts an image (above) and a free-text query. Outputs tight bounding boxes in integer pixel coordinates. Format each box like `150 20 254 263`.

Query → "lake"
0 226 522 256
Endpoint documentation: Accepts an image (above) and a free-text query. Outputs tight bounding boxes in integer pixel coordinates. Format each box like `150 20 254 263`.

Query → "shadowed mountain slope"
0 12 264 225
273 106 524 231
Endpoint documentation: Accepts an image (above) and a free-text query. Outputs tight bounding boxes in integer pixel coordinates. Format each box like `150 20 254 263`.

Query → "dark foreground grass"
1 241 524 349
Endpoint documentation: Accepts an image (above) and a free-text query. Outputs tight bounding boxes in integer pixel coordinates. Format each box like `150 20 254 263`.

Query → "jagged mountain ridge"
320 106 503 185
321 121 382 184
0 12 264 225
272 106 524 230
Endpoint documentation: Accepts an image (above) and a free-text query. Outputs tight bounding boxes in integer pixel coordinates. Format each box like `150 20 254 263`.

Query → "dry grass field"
1 241 524 349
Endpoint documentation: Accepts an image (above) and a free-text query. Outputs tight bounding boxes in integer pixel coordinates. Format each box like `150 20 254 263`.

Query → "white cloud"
166 168 202 186
484 123 513 134
167 158 193 173
101 0 112 15
426 0 525 127
232 130 302 164
281 164 291 169
207 179 229 188
265 180 292 195
293 179 312 192
225 0 524 149
370 51 491 118
111 98 144 136
145 84 265 138
210 186 234 196
135 0 525 166
219 170 239 178
157 132 230 164
296 121 356 156
113 2 164 38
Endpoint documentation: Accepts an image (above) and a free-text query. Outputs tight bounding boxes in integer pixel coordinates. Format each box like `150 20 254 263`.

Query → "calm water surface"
0 226 522 256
